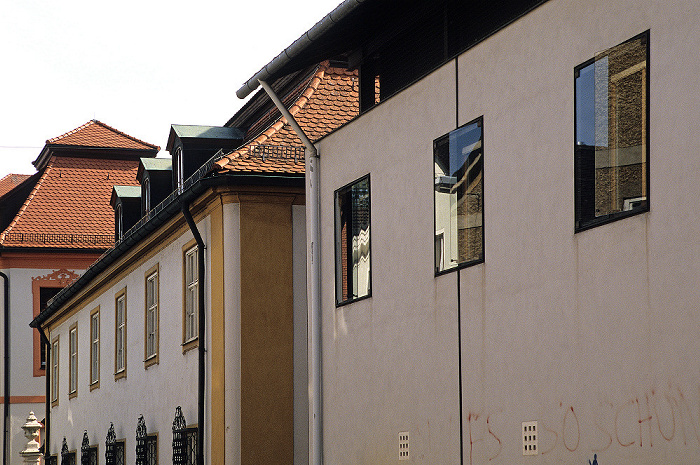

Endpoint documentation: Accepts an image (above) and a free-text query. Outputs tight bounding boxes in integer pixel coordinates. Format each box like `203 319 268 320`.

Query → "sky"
0 0 342 179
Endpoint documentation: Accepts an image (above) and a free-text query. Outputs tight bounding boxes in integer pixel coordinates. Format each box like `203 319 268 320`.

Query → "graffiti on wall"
461 383 700 464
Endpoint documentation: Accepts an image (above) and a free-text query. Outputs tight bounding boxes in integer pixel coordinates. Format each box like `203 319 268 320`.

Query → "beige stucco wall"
316 0 700 463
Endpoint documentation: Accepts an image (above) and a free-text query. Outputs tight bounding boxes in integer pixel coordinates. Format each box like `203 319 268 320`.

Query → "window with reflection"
575 31 649 231
434 117 484 273
335 175 371 305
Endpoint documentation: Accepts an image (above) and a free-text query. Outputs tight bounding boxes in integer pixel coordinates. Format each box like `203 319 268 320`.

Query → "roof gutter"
30 171 303 330
236 0 366 99
257 79 323 465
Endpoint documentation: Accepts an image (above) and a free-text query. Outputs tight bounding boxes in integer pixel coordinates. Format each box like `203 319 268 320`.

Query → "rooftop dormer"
165 125 243 193
137 158 173 217
110 186 141 241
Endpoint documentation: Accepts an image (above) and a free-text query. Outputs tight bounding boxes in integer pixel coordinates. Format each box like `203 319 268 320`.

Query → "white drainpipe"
258 79 323 465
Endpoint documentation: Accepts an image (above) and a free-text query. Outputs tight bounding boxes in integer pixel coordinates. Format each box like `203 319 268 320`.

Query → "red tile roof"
0 156 140 249
215 62 358 175
0 174 31 198
47 120 159 151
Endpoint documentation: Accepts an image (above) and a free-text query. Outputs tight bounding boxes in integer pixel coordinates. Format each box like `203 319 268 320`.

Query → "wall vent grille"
522 421 538 455
398 431 410 460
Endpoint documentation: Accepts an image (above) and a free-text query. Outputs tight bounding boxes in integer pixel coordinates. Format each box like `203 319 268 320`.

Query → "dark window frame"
433 116 485 276
334 174 372 306
574 30 650 232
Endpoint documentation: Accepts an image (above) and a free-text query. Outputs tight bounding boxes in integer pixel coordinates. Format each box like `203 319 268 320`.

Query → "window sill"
114 369 127 381
89 380 100 392
144 354 159 369
435 257 484 277
182 338 198 354
575 207 649 233
335 293 372 308
68 390 77 400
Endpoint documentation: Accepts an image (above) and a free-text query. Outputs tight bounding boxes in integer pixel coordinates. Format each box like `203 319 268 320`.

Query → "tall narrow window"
115 204 123 240
115 289 127 379
434 117 484 273
143 177 151 214
334 175 371 305
175 147 184 193
575 31 649 231
90 307 100 389
145 265 159 366
183 246 198 347
51 337 59 406
68 324 78 397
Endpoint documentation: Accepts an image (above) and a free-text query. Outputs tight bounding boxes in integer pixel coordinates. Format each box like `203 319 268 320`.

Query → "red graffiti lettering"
486 415 501 461
616 399 637 447
563 406 580 452
653 392 676 442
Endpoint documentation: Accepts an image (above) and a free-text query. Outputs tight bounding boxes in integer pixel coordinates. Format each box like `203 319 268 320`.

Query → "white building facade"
239 0 700 463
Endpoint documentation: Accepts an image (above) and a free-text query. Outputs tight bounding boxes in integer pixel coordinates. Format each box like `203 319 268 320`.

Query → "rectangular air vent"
522 421 538 455
399 431 410 460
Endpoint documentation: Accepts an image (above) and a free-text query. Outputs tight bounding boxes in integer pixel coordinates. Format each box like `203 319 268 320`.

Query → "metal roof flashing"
236 0 366 99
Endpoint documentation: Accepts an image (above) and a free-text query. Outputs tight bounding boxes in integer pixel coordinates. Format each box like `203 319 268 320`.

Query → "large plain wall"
316 0 700 463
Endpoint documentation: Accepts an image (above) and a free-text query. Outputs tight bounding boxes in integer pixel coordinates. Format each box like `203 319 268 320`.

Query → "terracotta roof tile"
47 120 159 151
0 174 31 197
0 156 140 249
215 62 359 175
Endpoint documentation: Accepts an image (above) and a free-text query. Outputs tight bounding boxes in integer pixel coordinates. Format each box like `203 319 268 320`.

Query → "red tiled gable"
0 174 31 198
0 156 140 249
47 120 159 151
215 62 359 175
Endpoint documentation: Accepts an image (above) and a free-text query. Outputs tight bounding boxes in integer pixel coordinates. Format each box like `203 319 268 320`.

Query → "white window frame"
115 289 127 379
68 324 77 397
145 265 159 366
90 307 100 389
50 336 59 406
183 243 199 350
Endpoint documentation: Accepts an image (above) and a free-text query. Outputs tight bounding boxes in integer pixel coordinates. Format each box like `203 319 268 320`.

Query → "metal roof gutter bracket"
257 79 323 465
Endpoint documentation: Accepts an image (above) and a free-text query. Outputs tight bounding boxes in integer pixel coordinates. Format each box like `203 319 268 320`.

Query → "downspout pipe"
1 271 8 465
258 79 323 465
38 328 50 462
181 204 206 465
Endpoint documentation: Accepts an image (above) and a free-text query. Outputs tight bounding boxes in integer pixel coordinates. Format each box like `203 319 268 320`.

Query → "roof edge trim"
235 0 366 99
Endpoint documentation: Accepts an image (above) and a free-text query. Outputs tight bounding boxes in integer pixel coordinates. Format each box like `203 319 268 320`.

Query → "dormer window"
111 186 141 240
165 125 243 195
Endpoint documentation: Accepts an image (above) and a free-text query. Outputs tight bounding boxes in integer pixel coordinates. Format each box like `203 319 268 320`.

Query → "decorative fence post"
105 423 116 465
19 411 43 465
136 415 147 465
81 431 89 465
171 407 187 465
60 437 71 465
